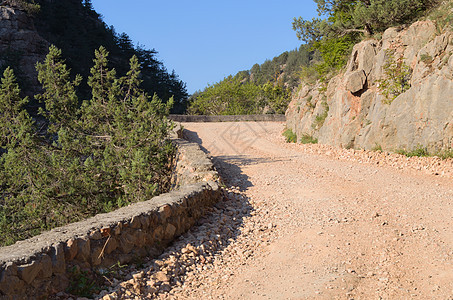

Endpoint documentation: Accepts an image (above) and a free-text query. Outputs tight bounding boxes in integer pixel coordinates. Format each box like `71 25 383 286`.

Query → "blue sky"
91 1 318 94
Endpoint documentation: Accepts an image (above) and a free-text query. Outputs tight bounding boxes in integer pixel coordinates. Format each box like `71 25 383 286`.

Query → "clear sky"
91 1 318 94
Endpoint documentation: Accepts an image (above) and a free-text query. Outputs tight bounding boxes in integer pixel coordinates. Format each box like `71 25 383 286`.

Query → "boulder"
345 70 367 93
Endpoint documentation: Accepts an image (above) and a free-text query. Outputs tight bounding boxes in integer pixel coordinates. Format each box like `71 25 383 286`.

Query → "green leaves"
0 67 33 148
377 50 412 103
292 0 440 80
0 46 174 246
36 45 81 134
188 75 292 116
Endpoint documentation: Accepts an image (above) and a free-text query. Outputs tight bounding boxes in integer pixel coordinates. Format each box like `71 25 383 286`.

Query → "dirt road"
101 121 453 299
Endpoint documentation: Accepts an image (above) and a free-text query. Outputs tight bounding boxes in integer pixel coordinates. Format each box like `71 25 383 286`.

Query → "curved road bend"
178 121 453 299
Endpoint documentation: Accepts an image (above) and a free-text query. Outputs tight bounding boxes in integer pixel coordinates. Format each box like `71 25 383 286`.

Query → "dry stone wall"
0 134 222 299
169 114 286 122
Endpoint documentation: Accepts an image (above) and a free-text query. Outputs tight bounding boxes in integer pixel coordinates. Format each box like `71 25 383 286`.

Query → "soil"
98 121 453 300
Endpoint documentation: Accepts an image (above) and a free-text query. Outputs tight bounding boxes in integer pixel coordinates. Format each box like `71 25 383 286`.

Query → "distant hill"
188 44 316 115
0 0 188 113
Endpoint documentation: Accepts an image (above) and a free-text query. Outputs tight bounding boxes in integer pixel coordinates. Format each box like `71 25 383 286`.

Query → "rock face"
0 5 48 96
286 21 453 152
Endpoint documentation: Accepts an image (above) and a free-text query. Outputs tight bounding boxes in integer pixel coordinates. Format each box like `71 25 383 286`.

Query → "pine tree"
0 46 175 246
35 45 81 135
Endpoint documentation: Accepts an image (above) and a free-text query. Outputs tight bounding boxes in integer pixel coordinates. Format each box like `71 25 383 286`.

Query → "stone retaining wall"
169 114 286 122
0 136 222 299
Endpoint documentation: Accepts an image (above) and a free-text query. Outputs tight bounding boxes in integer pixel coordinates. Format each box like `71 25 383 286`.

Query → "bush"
4 0 40 15
0 46 174 246
300 134 318 144
283 129 298 143
396 146 430 157
378 50 412 103
312 100 329 129
188 76 292 115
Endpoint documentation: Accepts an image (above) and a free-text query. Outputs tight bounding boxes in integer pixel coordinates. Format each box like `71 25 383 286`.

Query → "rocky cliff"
0 5 48 97
286 20 453 152
0 1 189 112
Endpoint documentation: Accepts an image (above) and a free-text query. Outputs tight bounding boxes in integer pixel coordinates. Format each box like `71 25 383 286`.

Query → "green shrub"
0 46 174 246
283 129 298 143
428 0 453 33
300 134 318 144
4 0 40 15
372 143 383 151
436 149 453 159
312 100 329 129
420 53 434 64
396 146 430 157
378 50 412 103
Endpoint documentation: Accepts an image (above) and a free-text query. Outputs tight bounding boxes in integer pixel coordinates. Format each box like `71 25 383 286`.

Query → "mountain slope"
0 0 188 113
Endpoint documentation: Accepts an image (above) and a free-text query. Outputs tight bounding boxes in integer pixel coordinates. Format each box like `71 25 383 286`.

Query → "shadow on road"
181 129 204 149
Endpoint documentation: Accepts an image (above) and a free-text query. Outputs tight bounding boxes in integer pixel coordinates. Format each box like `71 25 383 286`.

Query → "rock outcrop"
286 20 453 152
0 5 48 96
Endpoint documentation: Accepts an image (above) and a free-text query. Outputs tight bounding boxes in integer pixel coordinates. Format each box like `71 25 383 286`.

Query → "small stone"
160 283 171 292
40 254 53 278
89 230 103 240
133 271 145 280
155 271 169 282
76 238 91 262
114 223 122 235
164 223 177 239
65 239 78 260
18 261 44 285
101 227 111 237
159 205 172 220
130 216 142 229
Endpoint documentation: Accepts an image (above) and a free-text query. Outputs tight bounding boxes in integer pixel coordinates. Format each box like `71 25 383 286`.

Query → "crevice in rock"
352 78 369 97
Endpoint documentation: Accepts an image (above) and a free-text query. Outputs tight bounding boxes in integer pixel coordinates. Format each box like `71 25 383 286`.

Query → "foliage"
188 76 260 115
189 44 316 116
372 143 383 151
292 0 441 79
188 76 292 115
427 0 453 33
17 0 188 113
300 134 318 144
396 146 453 159
312 100 329 129
283 128 298 143
2 0 40 15
420 53 434 64
377 50 412 103
312 35 357 80
67 266 100 297
0 46 174 246
293 0 440 40
261 82 292 114
435 148 453 160
396 146 430 157
249 45 314 89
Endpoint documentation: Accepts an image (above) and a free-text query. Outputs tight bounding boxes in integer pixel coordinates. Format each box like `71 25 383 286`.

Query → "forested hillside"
188 45 316 115
0 0 188 113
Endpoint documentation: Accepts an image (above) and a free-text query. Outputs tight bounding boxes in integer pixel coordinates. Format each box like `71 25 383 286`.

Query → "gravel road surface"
99 121 453 300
